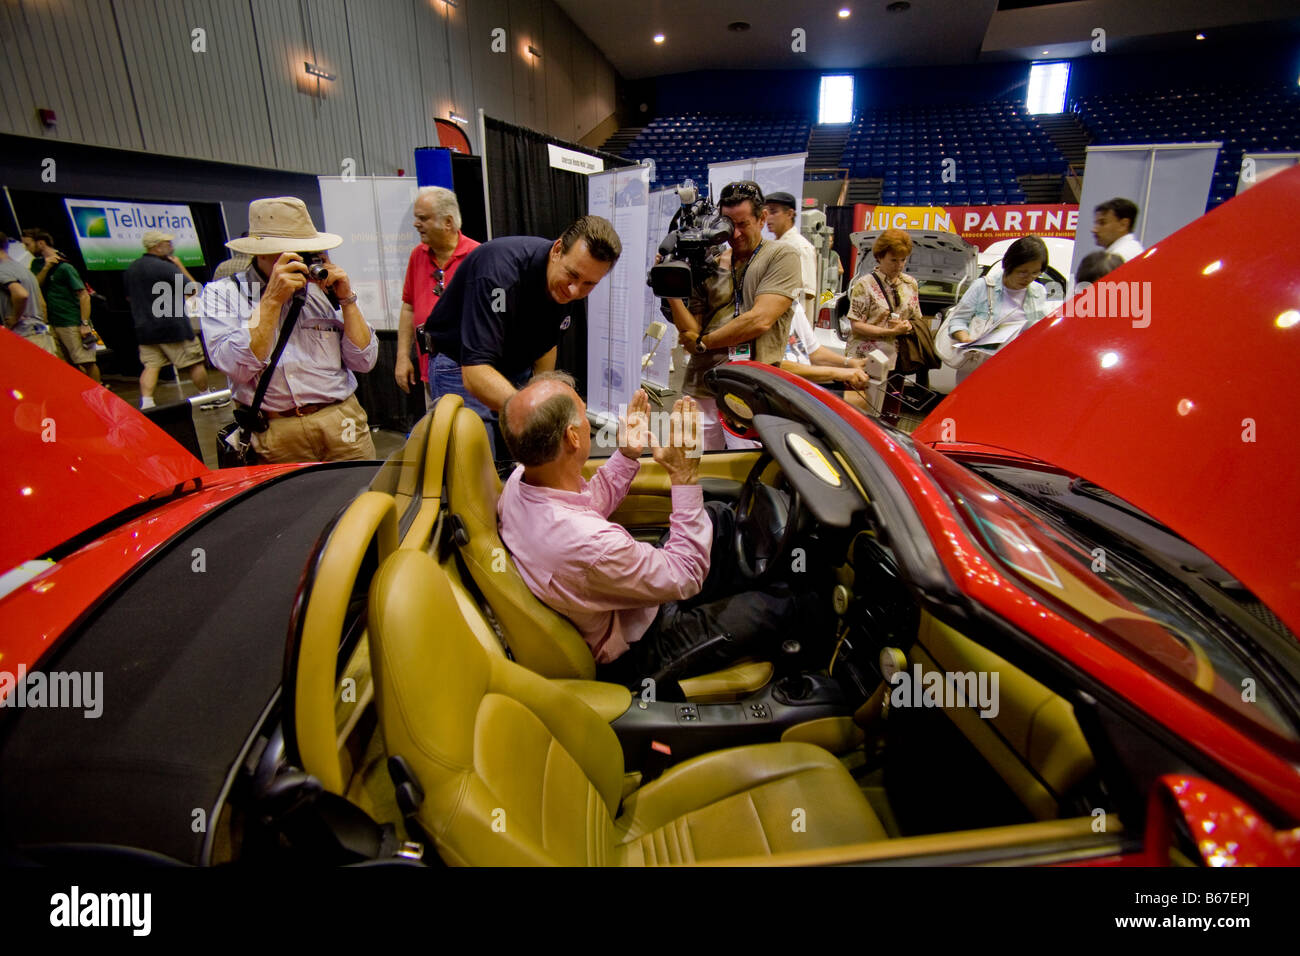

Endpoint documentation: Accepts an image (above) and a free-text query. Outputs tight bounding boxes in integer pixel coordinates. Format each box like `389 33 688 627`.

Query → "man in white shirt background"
1091 197 1144 262
764 191 819 325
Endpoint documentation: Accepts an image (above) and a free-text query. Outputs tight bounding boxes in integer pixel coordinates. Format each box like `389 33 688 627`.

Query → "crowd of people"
0 180 1149 686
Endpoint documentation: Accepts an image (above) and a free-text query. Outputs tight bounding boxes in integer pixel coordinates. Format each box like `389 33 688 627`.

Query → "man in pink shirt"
498 372 806 689
394 186 479 403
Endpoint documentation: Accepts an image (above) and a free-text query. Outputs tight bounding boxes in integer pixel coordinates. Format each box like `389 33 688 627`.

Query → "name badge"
727 342 753 361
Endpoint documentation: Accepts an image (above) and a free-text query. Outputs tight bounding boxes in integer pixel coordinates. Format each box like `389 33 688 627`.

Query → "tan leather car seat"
291 490 397 797
401 394 463 550
445 404 596 678
443 405 774 699
368 549 888 865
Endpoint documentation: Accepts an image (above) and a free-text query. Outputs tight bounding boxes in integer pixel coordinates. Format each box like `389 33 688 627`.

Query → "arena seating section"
842 102 1060 204
621 83 1300 211
627 113 813 192
1071 83 1300 209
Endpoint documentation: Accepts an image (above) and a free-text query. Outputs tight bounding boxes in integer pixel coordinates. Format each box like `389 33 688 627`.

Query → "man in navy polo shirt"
422 215 621 443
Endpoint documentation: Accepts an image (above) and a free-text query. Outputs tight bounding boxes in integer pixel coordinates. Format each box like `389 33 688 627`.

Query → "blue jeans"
428 353 493 426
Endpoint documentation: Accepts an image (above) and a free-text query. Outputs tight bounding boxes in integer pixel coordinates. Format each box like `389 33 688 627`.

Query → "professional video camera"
647 180 732 299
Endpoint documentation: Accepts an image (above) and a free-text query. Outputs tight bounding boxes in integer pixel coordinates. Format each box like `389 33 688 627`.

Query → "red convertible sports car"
1 168 1298 868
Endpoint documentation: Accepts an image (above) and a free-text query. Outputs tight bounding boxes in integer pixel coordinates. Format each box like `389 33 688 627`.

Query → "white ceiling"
553 0 1300 79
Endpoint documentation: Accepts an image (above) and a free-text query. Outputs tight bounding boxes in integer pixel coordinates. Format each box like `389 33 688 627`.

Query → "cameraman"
664 180 800 449
199 197 378 463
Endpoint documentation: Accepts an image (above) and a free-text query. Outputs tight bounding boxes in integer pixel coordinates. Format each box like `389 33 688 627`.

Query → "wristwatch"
694 333 709 354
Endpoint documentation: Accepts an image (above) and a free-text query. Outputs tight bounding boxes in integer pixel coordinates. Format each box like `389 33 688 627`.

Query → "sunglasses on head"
720 181 764 204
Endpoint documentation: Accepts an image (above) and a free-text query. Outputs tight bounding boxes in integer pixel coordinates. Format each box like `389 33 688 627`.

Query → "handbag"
214 291 307 468
874 273 940 374
935 277 997 370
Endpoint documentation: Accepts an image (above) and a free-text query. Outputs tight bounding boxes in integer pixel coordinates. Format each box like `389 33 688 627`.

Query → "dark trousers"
597 501 814 691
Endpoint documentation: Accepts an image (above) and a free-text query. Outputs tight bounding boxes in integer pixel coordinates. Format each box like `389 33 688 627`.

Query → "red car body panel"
1147 775 1300 866
0 463 305 685
733 364 1300 825
1 333 209 571
913 166 1300 636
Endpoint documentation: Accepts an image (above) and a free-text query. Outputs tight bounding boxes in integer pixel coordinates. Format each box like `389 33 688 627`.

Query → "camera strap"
244 291 307 428
871 271 900 313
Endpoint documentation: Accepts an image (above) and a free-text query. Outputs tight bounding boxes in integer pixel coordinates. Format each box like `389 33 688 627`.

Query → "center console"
609 673 852 772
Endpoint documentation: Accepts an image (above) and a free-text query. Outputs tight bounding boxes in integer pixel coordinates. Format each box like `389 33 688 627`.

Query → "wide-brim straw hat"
226 197 341 254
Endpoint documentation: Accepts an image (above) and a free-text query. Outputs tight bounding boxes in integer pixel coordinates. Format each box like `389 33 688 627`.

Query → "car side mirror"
1143 773 1300 866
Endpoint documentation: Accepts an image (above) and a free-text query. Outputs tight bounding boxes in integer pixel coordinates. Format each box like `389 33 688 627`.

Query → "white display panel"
318 176 419 332
585 165 651 425
1070 143 1220 280
707 153 807 240
643 186 683 390
1237 153 1300 194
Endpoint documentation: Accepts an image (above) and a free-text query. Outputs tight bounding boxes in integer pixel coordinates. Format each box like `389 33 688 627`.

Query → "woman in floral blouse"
845 228 923 423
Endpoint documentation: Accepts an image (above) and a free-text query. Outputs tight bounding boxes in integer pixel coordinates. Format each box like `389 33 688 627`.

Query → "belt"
262 399 344 419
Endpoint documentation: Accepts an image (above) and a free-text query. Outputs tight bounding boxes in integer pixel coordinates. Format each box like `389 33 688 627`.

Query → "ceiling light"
304 62 335 81
448 111 468 124
653 33 665 44
1195 33 1206 40
838 7 851 17
527 44 540 57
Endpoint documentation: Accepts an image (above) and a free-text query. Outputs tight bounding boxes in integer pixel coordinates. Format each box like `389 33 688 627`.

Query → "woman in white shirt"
946 236 1051 384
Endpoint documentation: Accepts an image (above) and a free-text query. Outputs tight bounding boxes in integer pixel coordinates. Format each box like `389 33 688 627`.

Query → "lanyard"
731 239 763 317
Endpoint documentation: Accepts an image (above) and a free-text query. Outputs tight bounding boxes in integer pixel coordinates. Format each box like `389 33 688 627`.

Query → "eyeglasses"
720 181 763 205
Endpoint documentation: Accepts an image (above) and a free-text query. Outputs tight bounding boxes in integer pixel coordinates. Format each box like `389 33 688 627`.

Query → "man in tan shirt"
666 180 800 448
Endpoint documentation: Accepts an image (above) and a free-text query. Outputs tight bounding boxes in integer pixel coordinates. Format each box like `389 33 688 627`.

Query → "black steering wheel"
734 453 803 582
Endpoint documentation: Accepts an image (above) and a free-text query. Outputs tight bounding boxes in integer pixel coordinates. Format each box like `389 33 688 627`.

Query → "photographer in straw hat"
199 196 378 462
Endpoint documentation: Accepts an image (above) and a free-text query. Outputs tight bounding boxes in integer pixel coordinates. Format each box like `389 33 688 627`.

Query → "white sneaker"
140 397 156 410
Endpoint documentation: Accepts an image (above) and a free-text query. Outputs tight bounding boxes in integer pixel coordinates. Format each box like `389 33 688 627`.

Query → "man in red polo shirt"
394 186 479 405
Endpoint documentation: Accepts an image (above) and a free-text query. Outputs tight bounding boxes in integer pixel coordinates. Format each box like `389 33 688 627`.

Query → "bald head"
500 371 586 467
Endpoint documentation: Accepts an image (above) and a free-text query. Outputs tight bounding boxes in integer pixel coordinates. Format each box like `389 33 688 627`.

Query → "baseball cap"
141 230 175 249
764 191 798 209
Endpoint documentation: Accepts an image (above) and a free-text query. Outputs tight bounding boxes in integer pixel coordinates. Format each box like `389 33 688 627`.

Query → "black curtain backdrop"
482 116 633 399
826 205 858 290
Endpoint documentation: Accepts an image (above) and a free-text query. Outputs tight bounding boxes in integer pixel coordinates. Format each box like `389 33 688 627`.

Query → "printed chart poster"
64 199 205 271
586 165 650 426
319 177 418 332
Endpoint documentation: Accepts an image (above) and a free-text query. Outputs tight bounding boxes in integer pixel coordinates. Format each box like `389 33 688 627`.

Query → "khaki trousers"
251 393 376 463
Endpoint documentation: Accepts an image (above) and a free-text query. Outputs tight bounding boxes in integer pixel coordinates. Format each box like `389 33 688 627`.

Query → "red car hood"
914 166 1300 635
0 332 208 571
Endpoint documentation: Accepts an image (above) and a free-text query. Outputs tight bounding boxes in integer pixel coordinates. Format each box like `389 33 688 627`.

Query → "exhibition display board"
707 153 807 239
1237 152 1300 193
64 198 205 270
317 176 418 333
1070 143 1221 279
585 165 651 427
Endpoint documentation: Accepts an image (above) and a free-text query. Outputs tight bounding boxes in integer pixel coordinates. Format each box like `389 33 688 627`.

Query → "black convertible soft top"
0 463 377 864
